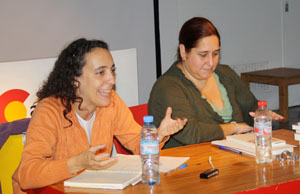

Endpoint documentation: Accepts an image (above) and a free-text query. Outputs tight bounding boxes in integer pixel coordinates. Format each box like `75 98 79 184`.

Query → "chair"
128 103 148 126
113 104 148 154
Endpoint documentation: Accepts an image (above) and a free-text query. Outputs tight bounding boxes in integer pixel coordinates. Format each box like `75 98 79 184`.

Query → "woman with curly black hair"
13 38 187 193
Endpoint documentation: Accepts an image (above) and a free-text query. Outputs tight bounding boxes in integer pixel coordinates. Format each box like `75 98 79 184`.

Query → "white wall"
0 0 299 109
0 0 156 105
160 0 300 110
282 0 300 108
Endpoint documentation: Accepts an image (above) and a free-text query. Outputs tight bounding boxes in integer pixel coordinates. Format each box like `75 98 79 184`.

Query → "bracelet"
231 121 239 134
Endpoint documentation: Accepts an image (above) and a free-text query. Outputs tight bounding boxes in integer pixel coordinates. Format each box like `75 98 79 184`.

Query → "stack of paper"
212 133 295 156
292 122 300 144
64 154 142 190
64 154 190 190
226 133 286 148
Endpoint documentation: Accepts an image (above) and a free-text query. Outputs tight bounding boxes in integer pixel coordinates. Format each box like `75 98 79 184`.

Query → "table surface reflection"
29 129 300 194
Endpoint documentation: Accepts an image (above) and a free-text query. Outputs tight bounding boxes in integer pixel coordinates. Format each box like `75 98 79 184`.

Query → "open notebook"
212 133 295 156
64 154 141 189
64 154 189 190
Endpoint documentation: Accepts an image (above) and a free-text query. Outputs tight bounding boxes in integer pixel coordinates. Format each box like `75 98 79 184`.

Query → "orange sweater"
13 91 142 193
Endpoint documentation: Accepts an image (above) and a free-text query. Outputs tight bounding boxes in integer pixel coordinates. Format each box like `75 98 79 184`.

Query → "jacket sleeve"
17 100 74 190
112 94 167 154
148 77 225 145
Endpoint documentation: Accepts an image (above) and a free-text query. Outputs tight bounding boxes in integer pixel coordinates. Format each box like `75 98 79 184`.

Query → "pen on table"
178 163 188 170
164 163 188 175
218 145 242 154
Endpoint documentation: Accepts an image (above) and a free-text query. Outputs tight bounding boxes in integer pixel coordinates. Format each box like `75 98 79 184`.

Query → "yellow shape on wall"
4 101 27 122
0 134 24 194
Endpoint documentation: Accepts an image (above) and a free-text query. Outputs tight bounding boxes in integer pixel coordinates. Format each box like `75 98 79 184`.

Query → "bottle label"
141 140 159 155
254 122 272 136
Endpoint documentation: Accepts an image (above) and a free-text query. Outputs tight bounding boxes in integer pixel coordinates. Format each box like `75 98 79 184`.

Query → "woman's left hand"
158 107 187 142
249 110 285 121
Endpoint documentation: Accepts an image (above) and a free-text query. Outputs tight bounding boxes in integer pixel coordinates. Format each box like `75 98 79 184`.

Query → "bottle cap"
258 101 267 108
143 115 154 123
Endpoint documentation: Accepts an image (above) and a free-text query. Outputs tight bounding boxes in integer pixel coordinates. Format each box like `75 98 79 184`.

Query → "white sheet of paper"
159 156 190 173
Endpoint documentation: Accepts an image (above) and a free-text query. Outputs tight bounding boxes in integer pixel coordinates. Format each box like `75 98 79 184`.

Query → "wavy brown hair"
33 38 109 127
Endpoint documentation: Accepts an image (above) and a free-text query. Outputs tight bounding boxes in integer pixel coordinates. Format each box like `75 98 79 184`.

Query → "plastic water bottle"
140 115 160 185
254 101 272 164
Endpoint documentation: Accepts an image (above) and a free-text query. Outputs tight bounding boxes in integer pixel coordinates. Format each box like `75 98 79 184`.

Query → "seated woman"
148 17 283 149
13 38 187 193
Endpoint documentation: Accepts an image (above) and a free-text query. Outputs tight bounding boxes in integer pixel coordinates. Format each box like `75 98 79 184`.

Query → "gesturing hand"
158 107 187 142
67 144 117 174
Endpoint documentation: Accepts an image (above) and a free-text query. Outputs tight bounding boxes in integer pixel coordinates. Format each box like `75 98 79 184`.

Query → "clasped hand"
249 110 285 121
222 110 285 137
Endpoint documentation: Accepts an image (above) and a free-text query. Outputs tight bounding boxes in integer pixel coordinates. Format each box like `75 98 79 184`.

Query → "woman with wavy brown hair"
13 38 187 193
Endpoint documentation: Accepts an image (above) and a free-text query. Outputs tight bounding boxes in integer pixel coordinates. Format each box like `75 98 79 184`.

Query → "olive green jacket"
148 63 258 149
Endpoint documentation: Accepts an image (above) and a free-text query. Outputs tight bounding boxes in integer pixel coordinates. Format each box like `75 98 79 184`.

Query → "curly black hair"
34 38 109 127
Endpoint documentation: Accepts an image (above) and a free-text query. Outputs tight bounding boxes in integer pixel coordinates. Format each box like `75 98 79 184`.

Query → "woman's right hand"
220 123 253 137
67 144 117 174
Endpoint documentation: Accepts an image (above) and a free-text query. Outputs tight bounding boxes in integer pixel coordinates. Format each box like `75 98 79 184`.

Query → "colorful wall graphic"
0 89 29 123
0 57 56 124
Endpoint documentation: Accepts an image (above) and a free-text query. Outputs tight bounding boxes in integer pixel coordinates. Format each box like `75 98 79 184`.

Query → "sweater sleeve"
17 99 74 190
148 76 225 146
112 93 167 154
112 95 141 154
